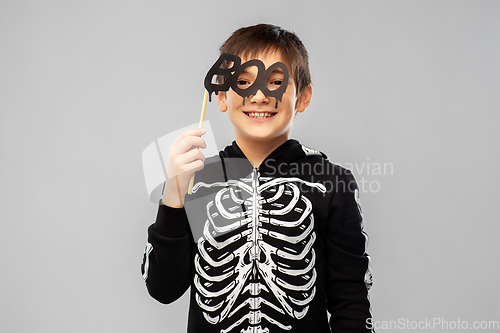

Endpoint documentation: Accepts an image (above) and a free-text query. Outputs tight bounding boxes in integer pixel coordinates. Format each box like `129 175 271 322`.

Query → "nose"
250 89 269 104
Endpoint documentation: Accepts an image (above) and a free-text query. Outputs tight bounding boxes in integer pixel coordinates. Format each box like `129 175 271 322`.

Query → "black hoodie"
142 139 374 333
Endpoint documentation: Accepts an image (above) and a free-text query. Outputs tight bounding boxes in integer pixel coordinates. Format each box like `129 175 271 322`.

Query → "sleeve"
141 200 195 304
325 170 374 332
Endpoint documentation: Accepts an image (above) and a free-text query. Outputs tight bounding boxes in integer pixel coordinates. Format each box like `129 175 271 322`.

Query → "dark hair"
219 24 311 96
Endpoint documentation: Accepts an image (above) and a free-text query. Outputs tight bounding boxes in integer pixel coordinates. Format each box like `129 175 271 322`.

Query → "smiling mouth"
243 112 277 119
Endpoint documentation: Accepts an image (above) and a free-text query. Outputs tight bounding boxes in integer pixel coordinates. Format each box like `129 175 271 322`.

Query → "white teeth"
246 112 275 119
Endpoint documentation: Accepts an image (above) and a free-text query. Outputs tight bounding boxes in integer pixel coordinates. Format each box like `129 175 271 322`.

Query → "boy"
142 24 374 332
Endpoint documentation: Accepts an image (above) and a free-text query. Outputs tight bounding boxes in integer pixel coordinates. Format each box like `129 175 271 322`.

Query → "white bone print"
192 169 326 332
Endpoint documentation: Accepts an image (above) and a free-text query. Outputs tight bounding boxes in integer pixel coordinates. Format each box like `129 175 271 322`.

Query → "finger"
167 148 205 178
184 158 205 173
171 136 207 157
171 128 206 149
168 155 205 180
177 148 206 167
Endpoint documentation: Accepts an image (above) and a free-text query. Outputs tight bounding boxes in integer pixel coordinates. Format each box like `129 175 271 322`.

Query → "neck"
235 135 289 168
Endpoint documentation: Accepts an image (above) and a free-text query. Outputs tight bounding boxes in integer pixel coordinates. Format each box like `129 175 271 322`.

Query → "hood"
192 139 329 195
220 139 327 170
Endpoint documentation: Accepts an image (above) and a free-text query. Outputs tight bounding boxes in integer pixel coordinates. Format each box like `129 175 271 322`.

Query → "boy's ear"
295 85 312 113
216 92 228 112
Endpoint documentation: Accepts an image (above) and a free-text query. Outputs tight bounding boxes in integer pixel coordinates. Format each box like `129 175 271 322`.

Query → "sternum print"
250 168 261 266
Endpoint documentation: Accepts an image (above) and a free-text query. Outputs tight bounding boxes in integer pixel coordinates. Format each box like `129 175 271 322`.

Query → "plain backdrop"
1 0 499 332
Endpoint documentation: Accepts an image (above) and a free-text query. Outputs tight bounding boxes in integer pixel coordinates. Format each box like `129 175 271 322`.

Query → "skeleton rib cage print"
191 168 327 333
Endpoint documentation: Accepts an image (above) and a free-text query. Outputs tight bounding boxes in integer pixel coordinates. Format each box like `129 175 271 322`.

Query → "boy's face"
216 51 312 146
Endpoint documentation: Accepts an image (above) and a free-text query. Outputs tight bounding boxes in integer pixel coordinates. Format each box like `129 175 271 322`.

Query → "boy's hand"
162 128 206 208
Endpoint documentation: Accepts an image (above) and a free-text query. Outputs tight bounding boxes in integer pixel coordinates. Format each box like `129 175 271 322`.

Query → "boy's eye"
268 79 283 91
237 79 252 88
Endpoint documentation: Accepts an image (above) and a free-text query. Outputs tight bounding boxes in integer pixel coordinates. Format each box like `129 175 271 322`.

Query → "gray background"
1 0 499 332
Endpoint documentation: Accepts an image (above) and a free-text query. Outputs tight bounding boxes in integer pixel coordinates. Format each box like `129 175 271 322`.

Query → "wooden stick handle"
187 89 208 194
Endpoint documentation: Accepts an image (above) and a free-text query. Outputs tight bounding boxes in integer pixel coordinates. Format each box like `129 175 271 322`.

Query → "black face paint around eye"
204 53 289 109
